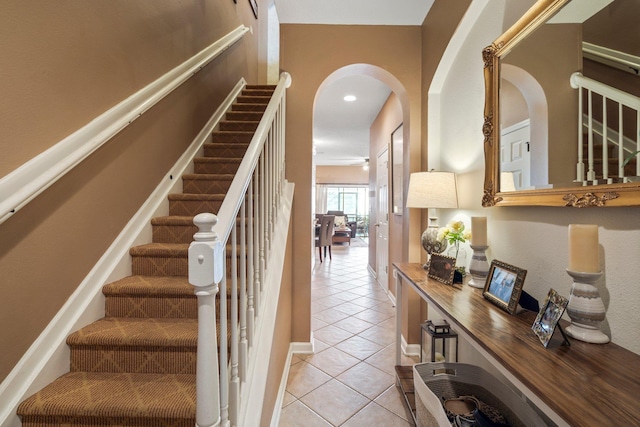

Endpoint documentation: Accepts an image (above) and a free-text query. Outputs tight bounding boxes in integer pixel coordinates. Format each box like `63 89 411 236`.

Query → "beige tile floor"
278 243 418 426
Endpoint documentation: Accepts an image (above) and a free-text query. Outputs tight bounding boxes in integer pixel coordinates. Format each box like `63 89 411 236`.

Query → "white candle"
471 217 487 246
568 224 599 273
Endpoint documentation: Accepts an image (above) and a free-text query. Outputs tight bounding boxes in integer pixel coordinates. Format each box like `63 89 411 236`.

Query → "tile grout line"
279 245 415 426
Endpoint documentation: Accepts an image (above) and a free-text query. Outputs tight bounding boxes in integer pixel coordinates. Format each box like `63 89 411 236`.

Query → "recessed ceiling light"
343 95 357 102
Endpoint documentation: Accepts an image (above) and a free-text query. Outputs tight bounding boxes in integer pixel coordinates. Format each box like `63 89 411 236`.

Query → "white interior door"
501 120 531 190
376 147 389 291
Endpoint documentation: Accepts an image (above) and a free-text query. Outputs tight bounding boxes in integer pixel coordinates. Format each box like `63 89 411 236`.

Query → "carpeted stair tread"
181 173 236 195
204 142 250 149
103 275 235 299
167 193 225 217
17 372 195 421
150 216 199 244
151 215 243 228
103 276 196 319
150 216 196 227
236 95 271 103
104 275 193 297
181 173 235 181
131 242 245 256
219 120 259 131
67 317 197 348
168 193 226 202
203 143 250 158
130 243 188 276
130 242 244 277
130 243 189 258
245 85 276 91
193 157 242 175
211 131 254 143
232 103 268 112
225 111 263 122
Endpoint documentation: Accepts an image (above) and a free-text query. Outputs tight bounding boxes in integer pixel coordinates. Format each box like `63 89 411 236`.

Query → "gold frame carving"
483 0 640 207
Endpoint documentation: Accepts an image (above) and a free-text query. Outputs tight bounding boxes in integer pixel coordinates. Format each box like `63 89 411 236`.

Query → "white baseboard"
269 336 314 427
402 335 421 358
0 79 245 427
367 264 377 279
291 339 315 355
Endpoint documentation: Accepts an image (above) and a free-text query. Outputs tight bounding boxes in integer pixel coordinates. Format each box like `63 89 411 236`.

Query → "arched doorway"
313 64 409 298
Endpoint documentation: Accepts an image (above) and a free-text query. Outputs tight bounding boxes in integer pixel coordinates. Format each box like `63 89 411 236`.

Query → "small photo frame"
483 260 526 314
532 289 569 348
427 254 456 285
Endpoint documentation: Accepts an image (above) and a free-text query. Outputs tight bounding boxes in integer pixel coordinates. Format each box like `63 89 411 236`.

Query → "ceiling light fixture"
343 95 357 102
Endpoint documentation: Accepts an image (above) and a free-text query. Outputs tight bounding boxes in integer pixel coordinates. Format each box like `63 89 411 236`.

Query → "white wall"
432 0 640 355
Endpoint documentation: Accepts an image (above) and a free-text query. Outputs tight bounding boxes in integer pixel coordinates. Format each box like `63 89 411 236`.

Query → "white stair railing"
188 72 291 427
571 72 640 183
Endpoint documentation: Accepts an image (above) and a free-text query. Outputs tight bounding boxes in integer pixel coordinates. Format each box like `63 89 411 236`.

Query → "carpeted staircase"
583 134 637 180
17 85 275 427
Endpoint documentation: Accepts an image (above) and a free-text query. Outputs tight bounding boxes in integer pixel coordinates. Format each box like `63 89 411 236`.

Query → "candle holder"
468 245 489 288
565 269 609 344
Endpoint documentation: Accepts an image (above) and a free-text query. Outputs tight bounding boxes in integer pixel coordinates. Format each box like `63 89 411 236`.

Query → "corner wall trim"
0 25 249 226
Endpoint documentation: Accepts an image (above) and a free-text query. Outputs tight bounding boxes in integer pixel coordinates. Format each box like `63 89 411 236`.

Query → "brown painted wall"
280 1 470 346
315 166 368 185
280 24 423 343
0 0 266 382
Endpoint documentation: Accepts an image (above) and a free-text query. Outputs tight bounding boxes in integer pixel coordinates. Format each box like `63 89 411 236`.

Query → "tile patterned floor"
278 244 418 426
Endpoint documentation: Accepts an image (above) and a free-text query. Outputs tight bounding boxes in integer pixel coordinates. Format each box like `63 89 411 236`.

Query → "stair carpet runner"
17 86 276 427
585 139 636 180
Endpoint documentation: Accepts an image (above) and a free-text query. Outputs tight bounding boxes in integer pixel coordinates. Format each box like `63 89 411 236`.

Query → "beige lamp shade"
406 171 458 209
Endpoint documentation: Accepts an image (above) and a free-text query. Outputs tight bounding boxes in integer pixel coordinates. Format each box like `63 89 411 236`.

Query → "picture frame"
483 260 527 314
532 289 570 348
391 123 403 215
249 0 258 18
427 253 456 285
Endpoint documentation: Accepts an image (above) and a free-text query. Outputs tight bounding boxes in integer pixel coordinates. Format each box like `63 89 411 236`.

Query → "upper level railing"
0 25 249 226
189 72 291 427
571 72 640 183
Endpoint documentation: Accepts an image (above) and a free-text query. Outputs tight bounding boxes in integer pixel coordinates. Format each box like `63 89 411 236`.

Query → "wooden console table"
394 262 640 427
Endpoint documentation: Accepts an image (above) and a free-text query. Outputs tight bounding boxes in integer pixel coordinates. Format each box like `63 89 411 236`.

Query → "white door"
376 147 389 291
501 120 531 190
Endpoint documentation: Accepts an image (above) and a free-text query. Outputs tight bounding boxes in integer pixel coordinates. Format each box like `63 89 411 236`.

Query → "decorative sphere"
422 227 447 254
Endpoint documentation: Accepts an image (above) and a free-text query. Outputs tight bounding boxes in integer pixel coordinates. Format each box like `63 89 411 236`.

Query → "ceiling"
274 0 434 166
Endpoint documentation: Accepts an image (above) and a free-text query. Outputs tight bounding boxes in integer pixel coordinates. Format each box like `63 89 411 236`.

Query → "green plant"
623 150 640 169
437 220 471 262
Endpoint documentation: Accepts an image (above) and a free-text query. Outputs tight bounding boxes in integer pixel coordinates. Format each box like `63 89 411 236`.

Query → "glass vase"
446 244 468 283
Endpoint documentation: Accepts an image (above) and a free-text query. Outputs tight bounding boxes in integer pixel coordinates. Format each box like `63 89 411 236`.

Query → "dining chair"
315 215 335 262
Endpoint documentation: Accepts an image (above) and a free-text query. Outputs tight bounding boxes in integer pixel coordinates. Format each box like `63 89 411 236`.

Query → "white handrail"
571 72 640 182
0 25 249 226
189 72 291 427
571 72 640 110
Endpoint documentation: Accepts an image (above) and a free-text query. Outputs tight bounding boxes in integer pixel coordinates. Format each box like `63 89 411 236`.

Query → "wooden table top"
393 262 640 427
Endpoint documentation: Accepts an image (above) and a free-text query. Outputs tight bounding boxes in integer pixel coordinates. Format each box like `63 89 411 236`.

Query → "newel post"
189 213 224 427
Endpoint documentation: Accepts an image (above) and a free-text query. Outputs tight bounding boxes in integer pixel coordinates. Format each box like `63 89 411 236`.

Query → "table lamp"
406 171 459 269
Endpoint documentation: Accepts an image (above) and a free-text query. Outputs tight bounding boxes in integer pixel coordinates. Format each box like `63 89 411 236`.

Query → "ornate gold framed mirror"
483 0 640 207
